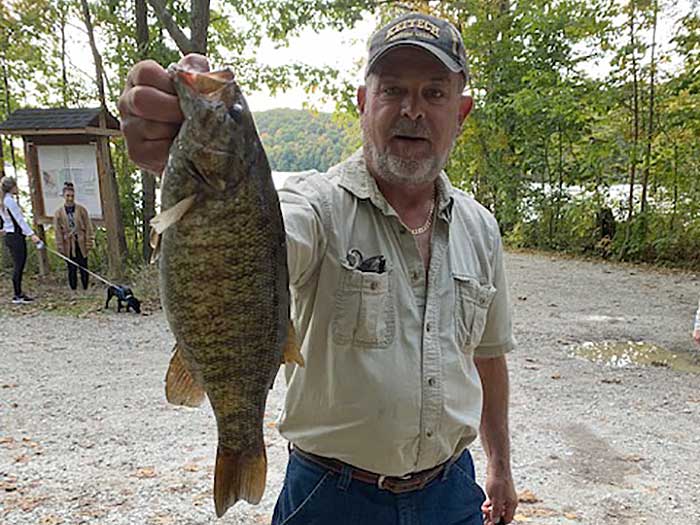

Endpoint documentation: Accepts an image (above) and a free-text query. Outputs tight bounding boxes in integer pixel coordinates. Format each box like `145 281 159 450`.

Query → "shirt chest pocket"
453 274 496 351
332 263 395 348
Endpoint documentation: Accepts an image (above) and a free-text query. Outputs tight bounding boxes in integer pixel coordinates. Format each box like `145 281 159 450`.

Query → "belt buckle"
377 473 413 492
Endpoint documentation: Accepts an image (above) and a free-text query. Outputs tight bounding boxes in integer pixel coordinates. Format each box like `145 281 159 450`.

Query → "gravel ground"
1 250 699 525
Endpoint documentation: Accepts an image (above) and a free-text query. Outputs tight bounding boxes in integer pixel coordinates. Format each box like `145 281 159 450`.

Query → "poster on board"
36 144 103 220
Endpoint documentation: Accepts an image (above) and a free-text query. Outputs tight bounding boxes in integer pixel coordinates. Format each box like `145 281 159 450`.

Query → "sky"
244 15 376 111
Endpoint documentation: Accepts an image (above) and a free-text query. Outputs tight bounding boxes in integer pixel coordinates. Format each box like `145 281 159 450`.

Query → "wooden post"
95 134 126 278
23 139 50 276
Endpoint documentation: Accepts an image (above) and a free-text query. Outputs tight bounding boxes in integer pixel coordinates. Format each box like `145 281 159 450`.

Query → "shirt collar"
335 148 455 223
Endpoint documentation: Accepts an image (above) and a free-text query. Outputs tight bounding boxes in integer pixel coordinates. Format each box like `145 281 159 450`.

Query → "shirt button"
412 270 419 281
370 282 378 291
425 323 431 333
399 227 406 235
427 377 435 387
426 430 433 438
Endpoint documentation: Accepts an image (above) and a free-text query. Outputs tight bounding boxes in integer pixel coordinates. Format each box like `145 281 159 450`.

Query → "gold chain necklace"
409 196 436 236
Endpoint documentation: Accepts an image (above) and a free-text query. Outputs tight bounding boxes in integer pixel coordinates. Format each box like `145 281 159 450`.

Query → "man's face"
357 46 472 187
64 189 75 205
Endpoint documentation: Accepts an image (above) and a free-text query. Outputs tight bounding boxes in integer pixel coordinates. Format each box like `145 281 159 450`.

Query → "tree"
137 0 157 263
79 0 128 277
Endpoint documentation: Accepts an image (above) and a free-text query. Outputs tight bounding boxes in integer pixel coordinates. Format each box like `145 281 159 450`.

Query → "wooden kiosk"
0 108 126 277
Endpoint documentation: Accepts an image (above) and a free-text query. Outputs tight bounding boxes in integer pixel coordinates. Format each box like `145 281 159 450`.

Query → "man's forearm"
475 355 512 476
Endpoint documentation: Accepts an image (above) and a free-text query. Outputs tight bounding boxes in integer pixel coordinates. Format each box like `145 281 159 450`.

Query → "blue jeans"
271 449 486 525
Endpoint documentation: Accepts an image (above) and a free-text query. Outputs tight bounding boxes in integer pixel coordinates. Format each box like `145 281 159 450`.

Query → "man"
54 182 94 290
119 12 518 525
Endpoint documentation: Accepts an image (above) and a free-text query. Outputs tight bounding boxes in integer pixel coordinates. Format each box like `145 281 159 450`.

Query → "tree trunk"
670 142 678 231
619 5 640 260
136 0 149 56
136 0 157 263
556 123 564 245
627 9 640 224
641 0 658 216
147 0 209 55
58 0 70 106
1 60 17 174
190 0 210 54
80 0 128 277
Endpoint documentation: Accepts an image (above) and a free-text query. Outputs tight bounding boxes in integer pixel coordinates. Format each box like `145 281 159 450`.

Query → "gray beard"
361 119 451 187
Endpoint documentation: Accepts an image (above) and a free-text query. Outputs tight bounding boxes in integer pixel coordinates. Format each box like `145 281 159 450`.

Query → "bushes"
508 196 700 270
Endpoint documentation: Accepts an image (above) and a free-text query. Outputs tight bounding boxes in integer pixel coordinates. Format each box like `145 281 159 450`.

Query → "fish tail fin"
214 444 267 516
282 322 305 367
165 344 206 407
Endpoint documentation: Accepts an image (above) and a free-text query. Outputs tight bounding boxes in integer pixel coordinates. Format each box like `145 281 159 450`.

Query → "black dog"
105 285 141 314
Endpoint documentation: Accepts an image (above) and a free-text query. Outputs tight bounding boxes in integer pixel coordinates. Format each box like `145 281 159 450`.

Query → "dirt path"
1 251 699 524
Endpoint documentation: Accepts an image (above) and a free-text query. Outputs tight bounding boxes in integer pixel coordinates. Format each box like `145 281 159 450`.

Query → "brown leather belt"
292 447 448 494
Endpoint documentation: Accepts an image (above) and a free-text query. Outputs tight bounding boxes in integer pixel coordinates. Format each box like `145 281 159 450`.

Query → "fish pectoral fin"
149 228 161 264
165 344 206 407
150 194 196 235
214 445 267 516
282 322 305 367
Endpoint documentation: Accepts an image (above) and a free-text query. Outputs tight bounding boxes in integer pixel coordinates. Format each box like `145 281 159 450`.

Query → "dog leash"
36 241 120 289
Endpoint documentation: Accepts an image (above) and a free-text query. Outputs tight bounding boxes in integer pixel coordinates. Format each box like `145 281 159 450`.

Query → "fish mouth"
175 67 235 95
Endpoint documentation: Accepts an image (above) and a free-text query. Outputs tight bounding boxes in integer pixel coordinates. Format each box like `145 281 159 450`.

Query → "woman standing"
1 177 39 304
53 182 94 290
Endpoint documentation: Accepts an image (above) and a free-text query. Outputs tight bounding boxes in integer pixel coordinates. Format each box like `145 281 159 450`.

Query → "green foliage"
254 108 355 171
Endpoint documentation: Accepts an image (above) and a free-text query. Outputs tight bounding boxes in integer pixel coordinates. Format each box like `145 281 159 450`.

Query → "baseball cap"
366 12 468 81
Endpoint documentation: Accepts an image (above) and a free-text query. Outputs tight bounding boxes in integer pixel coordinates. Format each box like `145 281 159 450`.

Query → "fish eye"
228 103 243 123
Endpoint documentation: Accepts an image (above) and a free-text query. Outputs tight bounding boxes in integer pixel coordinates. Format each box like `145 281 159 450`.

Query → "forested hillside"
254 109 355 172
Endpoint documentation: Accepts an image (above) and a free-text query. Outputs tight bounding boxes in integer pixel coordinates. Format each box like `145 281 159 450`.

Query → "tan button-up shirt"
277 150 515 476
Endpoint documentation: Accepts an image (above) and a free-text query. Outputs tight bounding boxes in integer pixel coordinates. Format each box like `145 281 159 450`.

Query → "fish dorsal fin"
150 194 196 235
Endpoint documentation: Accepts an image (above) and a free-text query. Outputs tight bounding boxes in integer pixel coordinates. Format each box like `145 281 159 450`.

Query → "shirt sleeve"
278 174 327 288
474 231 516 358
695 298 700 331
6 198 34 236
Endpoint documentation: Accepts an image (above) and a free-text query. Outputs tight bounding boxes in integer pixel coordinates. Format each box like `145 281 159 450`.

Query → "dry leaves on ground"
518 489 541 503
134 466 157 479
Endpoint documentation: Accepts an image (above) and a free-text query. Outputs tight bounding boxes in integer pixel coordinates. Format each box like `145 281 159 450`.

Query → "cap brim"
366 41 463 77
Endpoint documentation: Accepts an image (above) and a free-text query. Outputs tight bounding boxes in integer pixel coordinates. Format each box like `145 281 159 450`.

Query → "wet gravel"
1 250 699 524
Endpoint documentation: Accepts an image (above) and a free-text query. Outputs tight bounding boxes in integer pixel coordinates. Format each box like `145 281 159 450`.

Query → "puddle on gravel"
573 341 700 373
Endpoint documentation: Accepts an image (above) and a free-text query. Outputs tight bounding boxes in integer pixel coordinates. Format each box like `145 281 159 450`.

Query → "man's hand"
474 355 516 524
117 53 210 174
481 471 517 524
693 328 700 346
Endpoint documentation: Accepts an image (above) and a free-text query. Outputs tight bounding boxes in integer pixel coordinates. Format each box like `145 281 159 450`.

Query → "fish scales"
154 64 292 517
